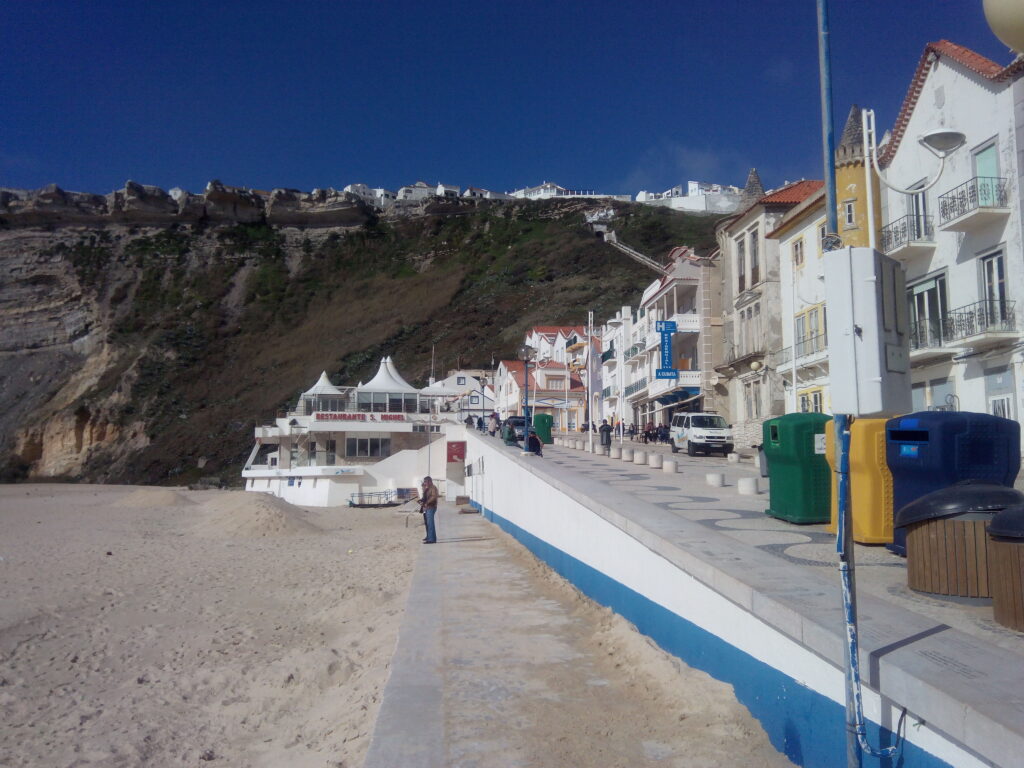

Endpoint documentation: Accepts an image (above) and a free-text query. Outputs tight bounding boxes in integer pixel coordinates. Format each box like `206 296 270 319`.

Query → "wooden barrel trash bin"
988 506 1024 632
895 481 1024 598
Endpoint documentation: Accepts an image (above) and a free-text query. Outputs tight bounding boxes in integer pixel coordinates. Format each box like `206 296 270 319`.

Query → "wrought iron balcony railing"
945 299 1016 341
910 300 1016 351
938 177 1008 226
881 214 934 253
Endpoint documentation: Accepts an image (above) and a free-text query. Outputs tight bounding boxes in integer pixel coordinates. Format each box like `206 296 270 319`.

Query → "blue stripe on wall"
470 500 952 768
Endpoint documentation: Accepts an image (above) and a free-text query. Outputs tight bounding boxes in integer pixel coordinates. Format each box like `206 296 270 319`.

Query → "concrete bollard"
633 450 647 465
738 477 760 495
648 453 663 469
573 440 582 450
663 458 678 474
609 445 621 459
727 452 740 464
705 472 726 487
621 448 634 462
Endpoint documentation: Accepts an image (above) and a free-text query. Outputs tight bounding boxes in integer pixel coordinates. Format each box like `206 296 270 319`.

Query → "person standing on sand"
419 476 439 544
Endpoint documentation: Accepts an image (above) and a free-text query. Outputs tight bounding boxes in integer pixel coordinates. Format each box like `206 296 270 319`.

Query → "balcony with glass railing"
881 214 935 259
624 343 645 364
624 377 648 398
772 332 828 371
938 177 1009 232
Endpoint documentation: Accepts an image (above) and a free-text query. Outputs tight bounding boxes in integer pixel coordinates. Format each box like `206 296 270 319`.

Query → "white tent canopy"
359 356 419 393
302 371 344 397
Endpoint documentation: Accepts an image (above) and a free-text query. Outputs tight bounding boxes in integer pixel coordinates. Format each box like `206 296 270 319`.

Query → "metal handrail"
938 176 1008 225
945 299 1016 341
881 214 933 253
795 331 828 359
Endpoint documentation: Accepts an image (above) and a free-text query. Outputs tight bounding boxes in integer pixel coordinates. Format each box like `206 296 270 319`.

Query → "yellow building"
767 105 882 414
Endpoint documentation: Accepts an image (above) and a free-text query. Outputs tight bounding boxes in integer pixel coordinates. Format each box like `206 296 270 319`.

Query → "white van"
669 412 734 456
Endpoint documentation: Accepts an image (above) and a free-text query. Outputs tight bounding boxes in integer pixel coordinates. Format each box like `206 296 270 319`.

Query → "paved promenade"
365 439 1024 767
363 500 791 768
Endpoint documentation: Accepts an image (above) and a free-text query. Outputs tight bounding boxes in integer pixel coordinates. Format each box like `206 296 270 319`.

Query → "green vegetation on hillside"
23 200 723 485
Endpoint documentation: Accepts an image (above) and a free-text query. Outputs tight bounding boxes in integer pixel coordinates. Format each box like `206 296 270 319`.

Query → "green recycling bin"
533 413 554 444
763 413 832 524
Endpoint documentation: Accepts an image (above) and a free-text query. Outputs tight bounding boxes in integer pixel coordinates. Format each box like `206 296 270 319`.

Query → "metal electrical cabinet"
823 247 912 418
825 418 895 544
885 411 1021 556
763 413 832 524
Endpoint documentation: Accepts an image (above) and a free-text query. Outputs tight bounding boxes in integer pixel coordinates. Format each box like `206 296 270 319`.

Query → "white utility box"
824 247 912 417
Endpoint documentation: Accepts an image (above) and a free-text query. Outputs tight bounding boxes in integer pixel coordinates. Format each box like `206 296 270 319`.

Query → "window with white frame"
817 222 828 254
981 250 1007 324
843 200 856 228
792 238 805 269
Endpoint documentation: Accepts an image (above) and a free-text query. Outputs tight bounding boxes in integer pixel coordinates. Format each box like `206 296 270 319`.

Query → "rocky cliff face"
0 182 719 485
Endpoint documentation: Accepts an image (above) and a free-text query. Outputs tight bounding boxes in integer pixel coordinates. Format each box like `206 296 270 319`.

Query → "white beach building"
242 358 467 507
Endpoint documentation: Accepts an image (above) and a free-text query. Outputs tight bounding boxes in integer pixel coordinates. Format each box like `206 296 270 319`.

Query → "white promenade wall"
465 432 1021 768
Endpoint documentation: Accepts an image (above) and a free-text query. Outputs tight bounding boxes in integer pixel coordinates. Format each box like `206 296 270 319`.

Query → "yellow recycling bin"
824 418 894 544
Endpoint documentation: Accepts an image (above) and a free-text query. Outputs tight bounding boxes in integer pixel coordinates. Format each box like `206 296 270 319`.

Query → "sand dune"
193 491 322 538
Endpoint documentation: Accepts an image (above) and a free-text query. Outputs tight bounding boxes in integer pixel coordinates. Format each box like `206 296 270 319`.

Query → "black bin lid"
988 506 1024 540
894 480 1024 528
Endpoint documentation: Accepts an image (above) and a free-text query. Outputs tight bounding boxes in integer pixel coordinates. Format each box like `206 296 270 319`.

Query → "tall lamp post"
817 4 965 763
519 344 536 455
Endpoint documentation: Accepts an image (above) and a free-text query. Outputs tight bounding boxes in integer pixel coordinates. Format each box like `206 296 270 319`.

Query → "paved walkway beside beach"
366 440 1024 767
363 495 792 768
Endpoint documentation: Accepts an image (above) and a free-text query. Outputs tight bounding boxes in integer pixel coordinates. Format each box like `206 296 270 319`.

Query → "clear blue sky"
0 1 1012 197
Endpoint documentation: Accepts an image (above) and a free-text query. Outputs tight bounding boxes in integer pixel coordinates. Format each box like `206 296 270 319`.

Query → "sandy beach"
1 484 789 767
1 485 419 767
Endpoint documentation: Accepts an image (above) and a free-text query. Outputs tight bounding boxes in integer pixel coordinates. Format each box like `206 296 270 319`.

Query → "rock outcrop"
0 179 374 229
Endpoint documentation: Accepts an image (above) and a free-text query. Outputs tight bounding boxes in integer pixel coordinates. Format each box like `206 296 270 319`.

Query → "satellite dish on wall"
984 0 1024 53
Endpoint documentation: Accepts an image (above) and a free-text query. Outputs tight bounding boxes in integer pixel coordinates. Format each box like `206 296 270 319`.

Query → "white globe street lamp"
862 108 966 195
984 0 1024 54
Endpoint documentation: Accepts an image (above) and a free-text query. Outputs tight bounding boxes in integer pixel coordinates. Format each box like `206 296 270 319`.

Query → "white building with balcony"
241 358 467 506
714 179 824 447
606 247 721 430
876 40 1024 421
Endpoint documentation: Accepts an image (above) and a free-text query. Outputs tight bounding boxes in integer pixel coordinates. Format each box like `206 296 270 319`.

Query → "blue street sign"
656 368 678 380
660 331 672 369
655 320 677 333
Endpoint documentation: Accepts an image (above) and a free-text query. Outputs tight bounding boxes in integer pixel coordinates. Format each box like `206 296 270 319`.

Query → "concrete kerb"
462 433 1024 766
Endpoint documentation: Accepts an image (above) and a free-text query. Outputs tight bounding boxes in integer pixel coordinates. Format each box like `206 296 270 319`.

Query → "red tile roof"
758 179 824 205
531 325 584 337
879 40 1021 167
499 360 584 390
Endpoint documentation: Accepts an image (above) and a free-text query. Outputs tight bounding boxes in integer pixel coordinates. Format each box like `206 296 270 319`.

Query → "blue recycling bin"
886 411 1021 555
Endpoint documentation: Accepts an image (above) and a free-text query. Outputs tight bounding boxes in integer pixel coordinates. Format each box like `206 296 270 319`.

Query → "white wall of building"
881 55 1024 425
